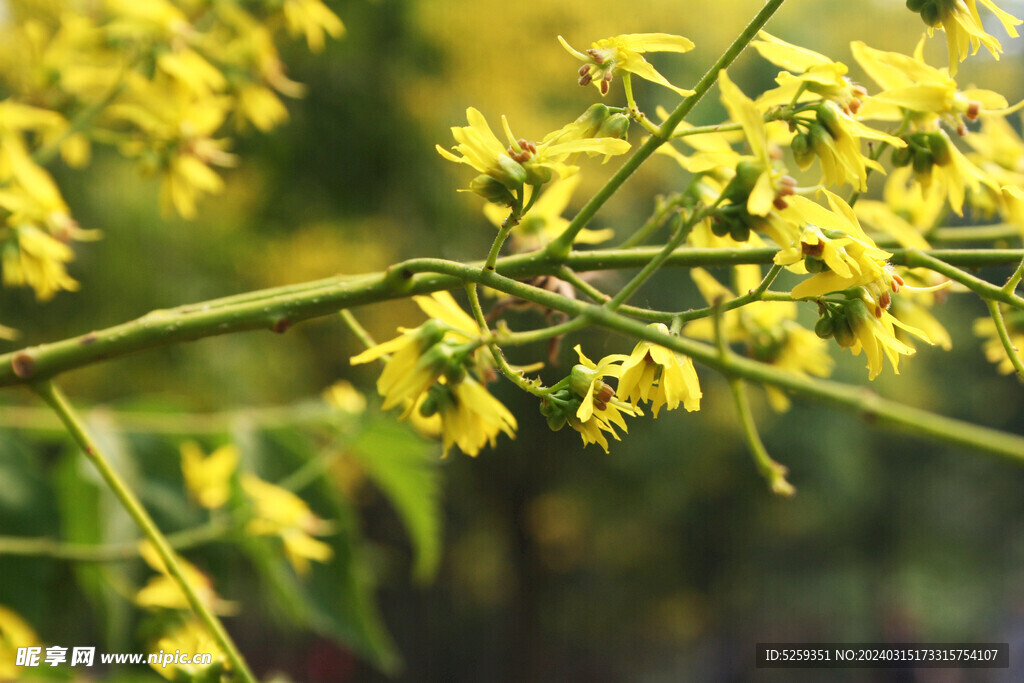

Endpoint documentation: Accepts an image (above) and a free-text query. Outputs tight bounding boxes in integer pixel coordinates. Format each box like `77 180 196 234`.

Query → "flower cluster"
0 0 343 325
350 291 517 457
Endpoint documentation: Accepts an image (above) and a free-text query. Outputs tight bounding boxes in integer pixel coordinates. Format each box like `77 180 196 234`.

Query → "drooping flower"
838 297 933 379
242 474 334 575
1 225 80 300
558 33 695 97
349 319 451 413
180 441 238 510
135 542 237 614
421 378 518 458
617 323 702 416
714 70 801 247
904 0 1022 74
558 345 642 452
974 311 1024 374
282 0 345 53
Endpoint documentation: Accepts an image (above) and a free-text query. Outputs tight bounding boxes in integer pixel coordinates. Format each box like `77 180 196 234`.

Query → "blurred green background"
2 0 1024 680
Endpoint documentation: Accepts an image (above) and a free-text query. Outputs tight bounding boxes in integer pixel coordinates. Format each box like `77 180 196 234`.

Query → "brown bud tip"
272 318 291 334
801 240 825 256
12 352 35 378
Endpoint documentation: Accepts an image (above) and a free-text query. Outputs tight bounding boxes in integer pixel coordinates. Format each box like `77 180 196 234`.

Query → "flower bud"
470 175 517 205
833 315 855 348
790 132 814 170
912 146 934 175
890 144 913 167
569 364 597 398
927 131 952 167
814 314 835 339
569 103 611 139
804 254 826 273
919 1 943 27
521 160 553 187
546 413 567 431
816 102 842 139
596 112 631 139
493 154 528 189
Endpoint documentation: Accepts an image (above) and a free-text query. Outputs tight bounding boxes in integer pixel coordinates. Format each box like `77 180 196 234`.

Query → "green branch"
545 0 788 257
2 248 1022 387
32 381 256 683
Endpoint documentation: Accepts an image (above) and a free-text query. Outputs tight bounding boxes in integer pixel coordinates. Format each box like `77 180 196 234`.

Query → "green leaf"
238 429 401 673
350 416 442 583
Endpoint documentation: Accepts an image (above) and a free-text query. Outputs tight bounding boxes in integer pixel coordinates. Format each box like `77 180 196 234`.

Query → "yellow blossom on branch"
135 542 237 614
904 0 1022 74
558 33 695 97
617 323 702 416
180 441 239 510
242 474 334 576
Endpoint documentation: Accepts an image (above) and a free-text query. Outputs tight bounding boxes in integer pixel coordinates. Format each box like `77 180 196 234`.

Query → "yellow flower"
180 441 238 509
323 380 367 414
1 225 80 300
349 320 451 413
974 311 1024 373
569 345 628 422
437 107 630 200
851 40 1009 128
712 71 802 247
242 474 333 575
561 345 642 452
617 323 701 416
482 176 613 250
0 604 40 681
282 0 345 53
775 191 893 299
422 378 517 458
566 400 640 453
558 33 695 97
751 31 864 110
351 292 487 414
718 70 777 217
905 0 1021 74
843 297 932 380
800 100 905 191
135 542 237 614
236 84 290 132
149 619 227 681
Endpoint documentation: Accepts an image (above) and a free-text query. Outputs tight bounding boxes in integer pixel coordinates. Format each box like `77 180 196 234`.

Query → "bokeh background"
2 0 1024 680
